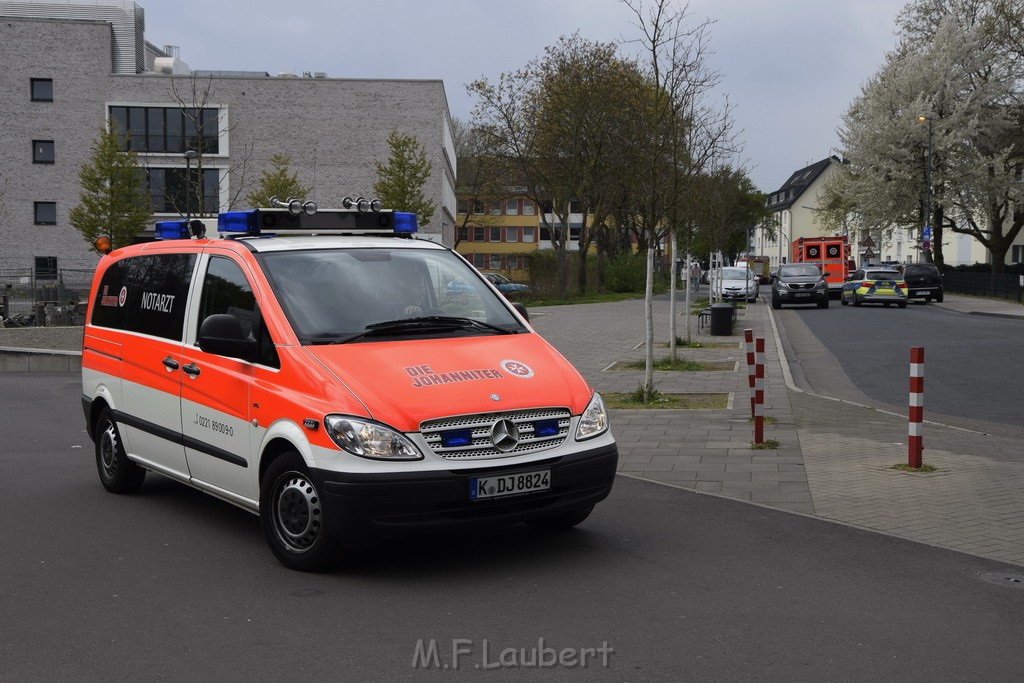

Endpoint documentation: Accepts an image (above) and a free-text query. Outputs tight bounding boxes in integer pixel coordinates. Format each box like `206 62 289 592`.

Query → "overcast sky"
143 0 904 193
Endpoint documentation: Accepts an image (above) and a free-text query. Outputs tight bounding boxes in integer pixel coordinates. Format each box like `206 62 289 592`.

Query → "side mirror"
198 314 258 361
512 301 530 322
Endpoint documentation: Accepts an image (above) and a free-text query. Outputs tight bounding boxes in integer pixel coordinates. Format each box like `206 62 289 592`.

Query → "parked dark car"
900 263 943 302
771 264 829 309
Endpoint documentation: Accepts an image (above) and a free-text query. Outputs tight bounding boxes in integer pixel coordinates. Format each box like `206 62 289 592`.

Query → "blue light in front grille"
440 429 473 447
533 420 559 437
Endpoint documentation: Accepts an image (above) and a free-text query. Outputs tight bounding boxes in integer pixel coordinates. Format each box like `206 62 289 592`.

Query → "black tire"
818 298 829 309
898 302 907 309
935 292 944 303
841 296 848 306
95 408 146 493
526 504 594 531
852 295 861 307
771 295 781 310
260 452 339 571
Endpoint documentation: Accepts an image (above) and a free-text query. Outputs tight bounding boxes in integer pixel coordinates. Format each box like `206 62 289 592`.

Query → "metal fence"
1 267 94 327
942 271 1024 303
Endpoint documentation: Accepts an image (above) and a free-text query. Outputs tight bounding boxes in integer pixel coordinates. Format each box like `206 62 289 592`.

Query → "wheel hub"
274 474 321 551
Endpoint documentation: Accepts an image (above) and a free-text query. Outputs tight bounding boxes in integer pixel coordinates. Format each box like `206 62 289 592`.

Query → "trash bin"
709 303 734 336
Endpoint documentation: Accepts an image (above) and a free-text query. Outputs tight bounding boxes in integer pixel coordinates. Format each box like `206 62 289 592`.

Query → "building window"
489 227 502 242
109 106 220 154
146 167 220 214
522 201 535 216
472 253 486 268
31 78 53 102
457 226 468 242
1013 245 1024 263
490 200 502 216
472 226 485 242
488 254 502 270
33 140 55 164
506 227 520 243
34 202 57 225
506 198 519 215
523 227 536 243
457 199 469 214
569 199 581 213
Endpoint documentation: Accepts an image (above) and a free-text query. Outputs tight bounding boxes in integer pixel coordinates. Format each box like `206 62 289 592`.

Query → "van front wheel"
260 452 338 571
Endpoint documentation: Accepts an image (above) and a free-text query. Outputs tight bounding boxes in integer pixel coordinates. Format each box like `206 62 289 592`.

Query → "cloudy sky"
143 0 905 192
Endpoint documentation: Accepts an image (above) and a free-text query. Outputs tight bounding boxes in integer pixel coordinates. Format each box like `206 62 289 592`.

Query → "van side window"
92 254 196 340
197 256 279 367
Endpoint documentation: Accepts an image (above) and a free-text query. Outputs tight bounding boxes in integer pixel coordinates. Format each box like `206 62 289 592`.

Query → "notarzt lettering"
140 292 176 313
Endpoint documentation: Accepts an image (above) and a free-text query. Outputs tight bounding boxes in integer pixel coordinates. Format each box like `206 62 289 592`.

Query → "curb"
0 346 82 373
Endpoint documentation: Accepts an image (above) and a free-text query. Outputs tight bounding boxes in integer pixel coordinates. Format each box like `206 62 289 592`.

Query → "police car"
81 198 618 571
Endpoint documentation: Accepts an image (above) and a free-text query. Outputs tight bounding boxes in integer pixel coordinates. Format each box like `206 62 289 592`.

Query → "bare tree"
621 0 737 396
164 72 256 216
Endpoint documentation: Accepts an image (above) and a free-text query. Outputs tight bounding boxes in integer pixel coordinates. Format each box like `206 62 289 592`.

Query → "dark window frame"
109 105 220 154
31 78 53 102
34 202 57 225
32 140 55 164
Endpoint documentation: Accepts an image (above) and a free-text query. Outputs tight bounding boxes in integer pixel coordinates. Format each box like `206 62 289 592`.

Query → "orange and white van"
81 202 617 570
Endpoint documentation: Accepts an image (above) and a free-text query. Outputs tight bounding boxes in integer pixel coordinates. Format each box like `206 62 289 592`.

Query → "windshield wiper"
318 316 516 345
381 315 515 335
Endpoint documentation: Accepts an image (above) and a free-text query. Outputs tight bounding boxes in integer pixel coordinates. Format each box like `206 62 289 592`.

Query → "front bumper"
311 443 618 542
776 289 828 304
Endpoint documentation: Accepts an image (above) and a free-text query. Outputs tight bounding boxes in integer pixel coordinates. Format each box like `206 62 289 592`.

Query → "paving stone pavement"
530 291 1024 568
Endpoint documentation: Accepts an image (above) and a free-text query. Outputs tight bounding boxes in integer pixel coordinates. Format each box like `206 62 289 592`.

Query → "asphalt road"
775 299 1024 439
3 373 1024 681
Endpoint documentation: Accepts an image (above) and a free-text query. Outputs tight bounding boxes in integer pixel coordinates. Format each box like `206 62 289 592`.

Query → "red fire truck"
791 236 854 296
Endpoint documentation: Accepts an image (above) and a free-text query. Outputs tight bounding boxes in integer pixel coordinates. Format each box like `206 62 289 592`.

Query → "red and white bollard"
744 329 755 420
908 346 924 468
754 337 765 444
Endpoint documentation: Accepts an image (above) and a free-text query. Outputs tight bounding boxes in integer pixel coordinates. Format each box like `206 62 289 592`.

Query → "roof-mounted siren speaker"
270 195 305 215
342 196 372 212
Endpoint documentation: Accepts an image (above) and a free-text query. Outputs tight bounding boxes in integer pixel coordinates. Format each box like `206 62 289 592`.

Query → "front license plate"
470 469 550 500
794 292 811 297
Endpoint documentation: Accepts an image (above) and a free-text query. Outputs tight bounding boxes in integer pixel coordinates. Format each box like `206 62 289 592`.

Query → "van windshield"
258 248 528 343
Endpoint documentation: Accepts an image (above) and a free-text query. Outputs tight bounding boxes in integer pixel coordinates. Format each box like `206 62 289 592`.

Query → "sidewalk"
529 292 1024 568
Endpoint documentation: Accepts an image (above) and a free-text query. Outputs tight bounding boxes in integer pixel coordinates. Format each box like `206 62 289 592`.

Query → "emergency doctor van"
81 200 617 570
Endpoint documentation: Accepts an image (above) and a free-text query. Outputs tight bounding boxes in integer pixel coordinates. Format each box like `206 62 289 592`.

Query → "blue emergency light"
393 212 418 234
440 429 474 448
155 220 191 240
218 210 260 235
216 207 418 236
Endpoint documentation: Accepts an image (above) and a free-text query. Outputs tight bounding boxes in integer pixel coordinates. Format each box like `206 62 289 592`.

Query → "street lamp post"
184 149 198 222
917 116 932 262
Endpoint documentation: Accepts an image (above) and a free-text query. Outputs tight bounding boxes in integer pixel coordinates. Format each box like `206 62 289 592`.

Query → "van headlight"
576 392 610 441
323 415 422 460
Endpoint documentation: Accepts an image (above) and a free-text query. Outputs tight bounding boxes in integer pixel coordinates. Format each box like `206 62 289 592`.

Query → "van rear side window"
90 253 196 341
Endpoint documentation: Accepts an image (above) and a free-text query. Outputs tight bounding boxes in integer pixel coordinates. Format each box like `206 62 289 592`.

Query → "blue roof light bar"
393 212 418 234
218 210 260 235
155 220 191 240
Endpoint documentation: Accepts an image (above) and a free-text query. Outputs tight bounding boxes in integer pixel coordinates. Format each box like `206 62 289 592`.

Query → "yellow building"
456 197 598 279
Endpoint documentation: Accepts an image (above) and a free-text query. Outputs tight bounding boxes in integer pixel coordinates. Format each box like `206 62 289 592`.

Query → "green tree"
69 125 152 251
373 130 436 227
245 153 310 208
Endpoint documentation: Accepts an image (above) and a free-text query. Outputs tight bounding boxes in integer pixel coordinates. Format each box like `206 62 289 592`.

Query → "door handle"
162 356 180 371
182 363 201 378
